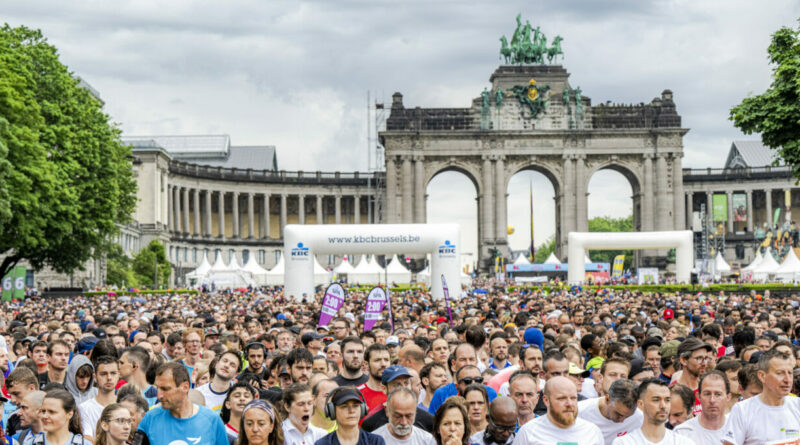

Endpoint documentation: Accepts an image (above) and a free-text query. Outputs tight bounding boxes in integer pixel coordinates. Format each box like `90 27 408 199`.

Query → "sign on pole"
364 287 388 332
611 255 625 280
318 283 346 327
2 266 26 301
441 275 454 327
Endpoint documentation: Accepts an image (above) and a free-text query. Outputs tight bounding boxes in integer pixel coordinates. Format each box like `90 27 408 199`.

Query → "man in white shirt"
508 371 538 427
373 387 435 445
722 349 800 445
79 356 119 440
512 376 604 445
578 379 643 445
675 370 729 444
612 378 696 445
196 350 240 412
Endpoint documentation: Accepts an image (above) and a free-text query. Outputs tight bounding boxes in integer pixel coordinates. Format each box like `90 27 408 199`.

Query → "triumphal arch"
379 21 688 270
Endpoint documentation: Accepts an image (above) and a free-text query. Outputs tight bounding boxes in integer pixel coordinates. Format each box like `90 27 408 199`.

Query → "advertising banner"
637 267 659 285
774 208 782 226
611 255 625 280
441 275 454 327
712 194 727 222
1 266 25 301
363 287 387 331
733 193 747 222
318 283 346 327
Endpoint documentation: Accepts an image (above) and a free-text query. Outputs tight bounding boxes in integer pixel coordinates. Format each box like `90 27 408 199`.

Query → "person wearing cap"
302 332 326 357
676 338 714 392
612 378 695 445
361 365 435 433
386 336 401 362
566 363 591 398
578 379 643 445
658 340 680 384
203 328 220 350
373 387 436 445
513 376 604 445
315 387 385 445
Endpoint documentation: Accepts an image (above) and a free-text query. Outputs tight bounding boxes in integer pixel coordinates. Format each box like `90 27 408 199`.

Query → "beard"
344 359 362 374
551 409 576 427
391 423 413 437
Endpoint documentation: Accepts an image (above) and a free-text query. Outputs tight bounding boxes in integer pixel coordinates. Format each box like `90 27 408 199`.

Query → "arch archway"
586 163 639 270
426 168 479 273
505 166 560 263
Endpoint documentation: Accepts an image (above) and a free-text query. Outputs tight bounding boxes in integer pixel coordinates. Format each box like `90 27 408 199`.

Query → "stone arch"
504 161 563 195
424 160 483 195
587 160 642 195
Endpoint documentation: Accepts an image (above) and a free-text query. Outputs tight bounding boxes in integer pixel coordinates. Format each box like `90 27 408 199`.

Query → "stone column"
173 186 181 234
232 191 240 238
655 154 669 231
765 189 773 228
262 193 270 238
316 195 323 224
402 157 413 223
642 154 654 232
167 185 173 232
385 157 397 223
575 155 588 232
218 191 225 238
298 194 305 225
494 156 507 241
672 154 685 230
562 155 575 243
182 187 189 236
726 191 734 234
354 195 361 224
746 190 754 233
706 191 713 224
685 192 693 229
280 193 287 238
335 194 342 224
481 156 494 244
413 156 425 223
193 189 200 236
247 192 255 238
205 190 212 236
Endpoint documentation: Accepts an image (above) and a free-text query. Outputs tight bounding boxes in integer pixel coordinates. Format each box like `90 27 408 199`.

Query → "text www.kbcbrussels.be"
327 234 421 244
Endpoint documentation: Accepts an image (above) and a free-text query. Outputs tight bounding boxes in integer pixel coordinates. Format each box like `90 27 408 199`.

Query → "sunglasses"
489 416 516 433
459 377 484 385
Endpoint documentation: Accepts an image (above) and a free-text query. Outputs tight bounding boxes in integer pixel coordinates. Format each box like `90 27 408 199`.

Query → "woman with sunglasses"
93 404 131 445
238 399 283 445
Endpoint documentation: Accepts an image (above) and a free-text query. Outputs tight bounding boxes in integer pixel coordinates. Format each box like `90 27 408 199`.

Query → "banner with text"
611 255 625 280
318 283 346 327
712 194 727 222
733 193 747 222
363 286 388 331
441 275 454 327
1 266 26 301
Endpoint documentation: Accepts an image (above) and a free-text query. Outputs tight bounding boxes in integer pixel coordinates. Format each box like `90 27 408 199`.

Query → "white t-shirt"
673 416 726 445
373 424 436 445
581 378 598 399
611 428 697 445
196 382 229 412
512 415 604 445
722 395 800 445
577 397 643 445
78 398 105 437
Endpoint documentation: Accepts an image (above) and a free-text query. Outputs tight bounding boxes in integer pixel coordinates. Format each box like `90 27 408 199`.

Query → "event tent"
186 253 212 281
544 252 561 264
714 252 731 276
313 256 332 287
243 255 269 284
513 254 531 265
265 253 285 285
385 256 412 284
333 257 356 276
349 255 385 284
743 250 763 271
753 248 780 280
776 248 800 283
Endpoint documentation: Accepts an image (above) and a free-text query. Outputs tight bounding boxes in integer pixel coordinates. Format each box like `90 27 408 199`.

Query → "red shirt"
357 382 387 413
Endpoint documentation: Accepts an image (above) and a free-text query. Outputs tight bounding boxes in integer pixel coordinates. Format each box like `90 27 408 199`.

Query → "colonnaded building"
31 62 800 288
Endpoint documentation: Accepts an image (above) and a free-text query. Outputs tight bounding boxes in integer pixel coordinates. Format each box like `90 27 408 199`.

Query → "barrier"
284 224 461 301
567 231 693 284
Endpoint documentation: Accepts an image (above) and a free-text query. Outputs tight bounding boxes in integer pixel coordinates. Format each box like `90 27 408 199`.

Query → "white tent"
753 248 780 280
226 254 243 272
776 248 800 283
349 255 384 284
714 252 731 275
544 252 561 264
313 256 332 287
333 256 356 276
200 252 255 288
186 252 212 282
243 255 269 285
265 253 285 285
743 250 763 271
584 253 592 264
385 256 412 284
513 254 531 265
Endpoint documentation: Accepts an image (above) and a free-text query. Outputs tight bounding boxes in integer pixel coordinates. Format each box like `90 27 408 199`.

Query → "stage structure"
284 224 460 301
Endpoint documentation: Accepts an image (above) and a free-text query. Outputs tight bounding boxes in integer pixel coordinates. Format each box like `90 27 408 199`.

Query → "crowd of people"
0 282 798 444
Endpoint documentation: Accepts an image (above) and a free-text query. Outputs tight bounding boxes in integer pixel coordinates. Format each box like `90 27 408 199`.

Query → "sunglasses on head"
459 376 484 385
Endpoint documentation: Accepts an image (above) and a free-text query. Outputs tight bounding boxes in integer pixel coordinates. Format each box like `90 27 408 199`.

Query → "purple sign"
441 275 453 327
318 283 346 327
363 287 387 332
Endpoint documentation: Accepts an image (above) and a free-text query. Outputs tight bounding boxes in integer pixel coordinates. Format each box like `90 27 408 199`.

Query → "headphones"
244 341 268 356
324 387 368 421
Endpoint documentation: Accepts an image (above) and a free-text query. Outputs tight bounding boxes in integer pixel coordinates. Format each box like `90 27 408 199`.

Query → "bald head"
544 376 576 398
489 396 517 419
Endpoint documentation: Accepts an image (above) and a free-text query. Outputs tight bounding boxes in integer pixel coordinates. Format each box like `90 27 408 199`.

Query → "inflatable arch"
284 224 461 301
567 231 693 284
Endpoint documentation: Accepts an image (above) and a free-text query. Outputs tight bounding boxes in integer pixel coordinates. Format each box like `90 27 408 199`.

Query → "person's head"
698 370 730 419
738 364 763 399
678 338 713 378
715 359 743 397
386 387 418 439
643 344 662 375
6 367 38 405
119 346 150 380
485 397 518 445
636 378 670 426
239 400 283 445
432 397 469 445
508 370 538 421
47 340 71 372
181 328 204 357
40 389 82 435
758 349 795 399
490 334 508 363
596 357 631 396
669 384 694 427
542 351 569 380
430 338 450 364
92 356 120 395
420 362 449 395
244 342 267 371
463 384 488 429
519 345 543 375
330 318 350 340
455 365 482 396
222 382 258 423
95 403 132 445
326 387 367 428
30 340 48 366
212 350 243 383
453 343 478 370
19 390 45 429
283 383 313 428
311 379 338 419
542 376 577 428
602 379 638 423
365 343 391 382
154 362 191 412
286 348 314 384
116 387 148 439
340 337 365 374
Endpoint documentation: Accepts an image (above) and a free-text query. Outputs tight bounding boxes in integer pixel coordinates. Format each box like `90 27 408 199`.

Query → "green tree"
730 20 800 176
533 236 557 263
588 215 633 268
0 25 137 279
106 244 137 288
132 240 171 288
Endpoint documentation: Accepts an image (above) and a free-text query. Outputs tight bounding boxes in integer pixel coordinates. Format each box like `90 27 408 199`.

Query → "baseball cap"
523 327 544 351
92 328 107 339
586 357 605 373
677 337 714 357
663 308 674 320
568 363 590 378
381 365 411 385
204 327 220 337
76 336 98 354
301 332 325 345
659 340 680 358
646 327 664 339
386 336 400 346
330 387 363 406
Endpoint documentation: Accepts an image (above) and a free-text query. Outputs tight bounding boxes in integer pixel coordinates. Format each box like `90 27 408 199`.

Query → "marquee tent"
385 256 412 284
243 255 269 284
776 248 800 283
514 254 531 265
753 248 780 280
333 257 356 276
349 255 385 284
265 253 285 285
743 250 763 271
186 253 211 280
714 252 731 276
313 256 332 287
544 253 561 264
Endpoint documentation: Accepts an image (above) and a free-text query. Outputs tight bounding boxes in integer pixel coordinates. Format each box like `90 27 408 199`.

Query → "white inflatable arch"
567 231 693 284
284 224 461 301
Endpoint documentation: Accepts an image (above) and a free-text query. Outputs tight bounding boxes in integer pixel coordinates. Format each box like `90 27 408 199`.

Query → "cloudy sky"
6 1 798 263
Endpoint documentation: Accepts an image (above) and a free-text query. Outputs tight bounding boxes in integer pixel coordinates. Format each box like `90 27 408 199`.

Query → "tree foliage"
0 25 137 279
533 236 556 263
105 244 137 288
132 240 171 288
730 20 800 177
588 215 633 269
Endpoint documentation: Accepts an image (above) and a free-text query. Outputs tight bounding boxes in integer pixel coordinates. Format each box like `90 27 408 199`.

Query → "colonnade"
686 187 795 233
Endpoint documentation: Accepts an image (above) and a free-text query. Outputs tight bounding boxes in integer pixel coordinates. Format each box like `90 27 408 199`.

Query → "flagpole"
530 179 535 261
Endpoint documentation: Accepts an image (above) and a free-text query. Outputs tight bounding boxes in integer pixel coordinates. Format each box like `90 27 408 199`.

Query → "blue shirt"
427 383 498 414
315 430 385 445
137 404 227 445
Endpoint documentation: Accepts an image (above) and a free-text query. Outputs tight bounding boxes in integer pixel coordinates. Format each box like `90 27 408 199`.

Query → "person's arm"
427 387 445 414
